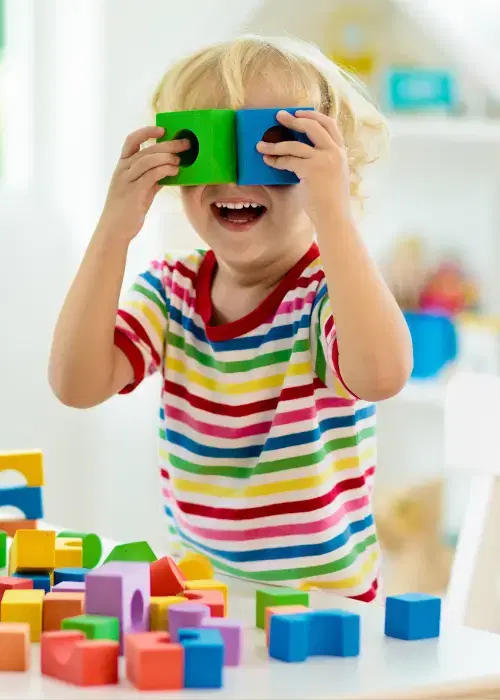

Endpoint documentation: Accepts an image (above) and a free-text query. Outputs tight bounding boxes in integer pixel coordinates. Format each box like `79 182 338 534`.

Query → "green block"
156 109 236 186
61 614 119 642
57 531 102 569
255 587 310 629
104 541 157 564
0 530 6 569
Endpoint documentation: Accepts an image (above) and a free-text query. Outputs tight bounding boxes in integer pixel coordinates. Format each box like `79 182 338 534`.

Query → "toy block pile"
0 532 241 689
0 450 44 537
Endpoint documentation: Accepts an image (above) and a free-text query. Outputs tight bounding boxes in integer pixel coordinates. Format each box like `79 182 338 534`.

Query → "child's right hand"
97 126 190 242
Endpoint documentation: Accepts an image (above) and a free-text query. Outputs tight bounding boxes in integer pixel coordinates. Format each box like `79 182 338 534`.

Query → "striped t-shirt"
115 242 379 601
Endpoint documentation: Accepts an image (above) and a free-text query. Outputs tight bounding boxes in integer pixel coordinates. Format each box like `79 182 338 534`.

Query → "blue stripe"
141 270 167 306
166 429 263 459
170 513 374 562
311 281 327 312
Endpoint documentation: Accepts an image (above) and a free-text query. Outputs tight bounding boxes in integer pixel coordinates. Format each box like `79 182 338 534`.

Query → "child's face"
180 83 315 266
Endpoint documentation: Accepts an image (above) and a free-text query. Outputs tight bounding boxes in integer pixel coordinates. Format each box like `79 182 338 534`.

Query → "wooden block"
185 579 228 609
41 631 119 686
264 605 309 646
184 589 225 617
0 520 37 538
0 576 33 604
178 552 214 580
55 538 83 568
150 595 187 631
57 531 102 569
0 622 30 671
62 614 119 642
0 530 6 569
42 592 85 632
0 450 44 487
1 589 45 641
125 631 184 690
150 555 186 597
9 529 56 574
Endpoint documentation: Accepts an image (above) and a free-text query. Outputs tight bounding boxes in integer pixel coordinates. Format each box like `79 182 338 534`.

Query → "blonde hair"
152 35 388 201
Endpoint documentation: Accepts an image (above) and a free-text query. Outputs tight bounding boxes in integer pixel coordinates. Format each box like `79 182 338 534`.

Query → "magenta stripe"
166 404 271 438
275 290 316 316
166 277 195 308
163 492 370 541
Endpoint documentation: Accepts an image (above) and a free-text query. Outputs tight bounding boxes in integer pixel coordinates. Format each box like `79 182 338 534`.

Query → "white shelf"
389 116 500 143
388 379 447 407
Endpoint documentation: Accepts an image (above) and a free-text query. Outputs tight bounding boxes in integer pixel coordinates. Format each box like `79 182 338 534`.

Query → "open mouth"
211 201 267 229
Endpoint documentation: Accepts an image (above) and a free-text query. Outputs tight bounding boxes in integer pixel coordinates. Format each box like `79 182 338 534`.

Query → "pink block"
85 562 150 653
201 617 242 666
167 603 210 643
52 581 86 593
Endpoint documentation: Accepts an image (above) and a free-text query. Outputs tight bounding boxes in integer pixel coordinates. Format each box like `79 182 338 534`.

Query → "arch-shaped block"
41 631 119 686
125 632 184 690
0 451 43 487
0 486 43 520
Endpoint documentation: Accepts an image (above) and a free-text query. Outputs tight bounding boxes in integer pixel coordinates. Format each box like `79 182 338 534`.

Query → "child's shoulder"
150 248 208 283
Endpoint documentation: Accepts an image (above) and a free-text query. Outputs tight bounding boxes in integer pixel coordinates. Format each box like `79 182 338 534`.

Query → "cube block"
178 552 214 581
1 589 45 641
62 614 120 642
256 587 309 629
0 575 33 603
385 593 441 640
168 602 210 643
125 631 184 690
179 627 224 689
269 613 309 662
55 538 83 569
0 622 30 671
42 592 85 632
201 617 242 666
150 595 187 631
9 529 55 573
265 604 309 645
57 531 102 569
41 631 119 686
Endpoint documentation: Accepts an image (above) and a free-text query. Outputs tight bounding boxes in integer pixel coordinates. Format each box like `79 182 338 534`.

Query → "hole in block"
262 125 296 144
0 506 26 520
0 471 26 487
131 590 144 630
174 129 199 168
178 630 198 641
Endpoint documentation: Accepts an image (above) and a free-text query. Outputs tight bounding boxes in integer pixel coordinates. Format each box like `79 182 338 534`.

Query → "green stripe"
181 534 378 581
167 331 308 373
314 294 329 384
132 283 168 319
162 427 375 478
168 525 177 536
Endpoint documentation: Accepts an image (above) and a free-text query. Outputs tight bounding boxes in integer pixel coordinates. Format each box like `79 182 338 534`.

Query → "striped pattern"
115 244 379 600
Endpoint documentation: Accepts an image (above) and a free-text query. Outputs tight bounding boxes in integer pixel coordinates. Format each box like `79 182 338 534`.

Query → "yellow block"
1 589 45 641
55 538 83 568
178 552 214 581
184 579 228 607
9 530 56 574
0 450 44 487
149 596 187 631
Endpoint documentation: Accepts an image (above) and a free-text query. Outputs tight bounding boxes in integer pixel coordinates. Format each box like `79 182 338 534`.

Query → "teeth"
214 201 263 209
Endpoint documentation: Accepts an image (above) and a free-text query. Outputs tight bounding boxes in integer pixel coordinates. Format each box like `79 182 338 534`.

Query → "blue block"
385 593 441 640
236 107 314 185
269 614 309 662
178 627 224 689
53 567 89 585
309 609 360 657
0 485 43 520
13 571 51 594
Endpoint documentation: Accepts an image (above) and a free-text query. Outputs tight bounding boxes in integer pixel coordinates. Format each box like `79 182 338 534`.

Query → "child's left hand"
256 110 351 222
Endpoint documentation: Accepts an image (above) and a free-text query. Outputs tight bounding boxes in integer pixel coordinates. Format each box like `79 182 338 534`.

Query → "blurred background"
1 0 500 597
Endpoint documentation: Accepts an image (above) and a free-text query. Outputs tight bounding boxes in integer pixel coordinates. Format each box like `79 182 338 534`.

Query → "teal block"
0 530 6 569
156 110 236 186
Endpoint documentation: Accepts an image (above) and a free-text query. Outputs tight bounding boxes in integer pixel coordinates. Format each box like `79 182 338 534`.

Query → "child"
49 35 412 601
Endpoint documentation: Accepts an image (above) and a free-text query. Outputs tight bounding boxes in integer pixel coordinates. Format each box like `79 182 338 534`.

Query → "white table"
2 527 500 699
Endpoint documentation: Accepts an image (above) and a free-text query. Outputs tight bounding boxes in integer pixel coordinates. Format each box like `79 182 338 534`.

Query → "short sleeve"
114 259 169 394
310 279 358 399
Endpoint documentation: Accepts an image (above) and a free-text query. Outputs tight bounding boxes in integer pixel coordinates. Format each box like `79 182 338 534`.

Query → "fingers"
141 163 180 188
276 110 333 150
120 126 165 159
256 139 313 159
295 109 344 147
126 152 180 182
262 154 301 173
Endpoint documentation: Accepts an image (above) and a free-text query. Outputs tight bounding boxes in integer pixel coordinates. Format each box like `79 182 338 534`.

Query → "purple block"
52 581 86 593
85 561 150 652
201 617 243 666
168 602 210 643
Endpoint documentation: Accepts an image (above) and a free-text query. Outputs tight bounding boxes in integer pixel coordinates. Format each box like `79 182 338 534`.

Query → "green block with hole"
61 614 120 641
57 531 102 569
255 587 310 629
156 110 237 186
0 530 6 569
103 541 157 564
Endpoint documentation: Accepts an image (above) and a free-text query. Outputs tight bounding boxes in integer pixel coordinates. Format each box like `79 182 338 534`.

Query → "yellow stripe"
166 358 311 395
171 446 375 498
128 300 164 341
299 549 379 591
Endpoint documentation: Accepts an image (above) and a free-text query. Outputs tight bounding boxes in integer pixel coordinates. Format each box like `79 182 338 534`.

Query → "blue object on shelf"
386 69 457 112
385 593 441 640
404 312 458 379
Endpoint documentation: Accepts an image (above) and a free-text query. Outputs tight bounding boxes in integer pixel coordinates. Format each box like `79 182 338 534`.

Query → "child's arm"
49 126 189 408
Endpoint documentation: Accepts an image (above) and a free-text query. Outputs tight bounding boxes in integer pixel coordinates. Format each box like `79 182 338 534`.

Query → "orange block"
184 589 225 617
0 520 36 538
41 631 119 686
125 632 184 691
0 622 30 671
150 556 186 597
43 592 85 632
265 605 310 645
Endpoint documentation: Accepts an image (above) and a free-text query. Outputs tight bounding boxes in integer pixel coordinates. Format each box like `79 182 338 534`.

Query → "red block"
150 556 186 597
41 631 119 686
184 589 225 617
125 631 184 691
0 576 33 603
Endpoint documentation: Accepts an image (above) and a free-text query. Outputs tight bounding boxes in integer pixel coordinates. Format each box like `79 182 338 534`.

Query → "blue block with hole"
385 593 441 641
0 485 43 520
309 609 360 657
13 571 51 593
269 613 309 662
54 567 89 585
236 107 314 186
178 627 224 688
